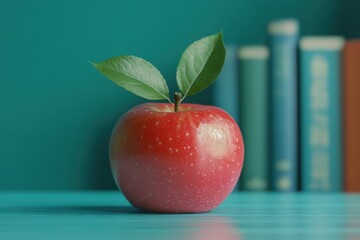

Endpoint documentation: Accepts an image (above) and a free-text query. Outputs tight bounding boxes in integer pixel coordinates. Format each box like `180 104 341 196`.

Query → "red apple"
109 103 244 213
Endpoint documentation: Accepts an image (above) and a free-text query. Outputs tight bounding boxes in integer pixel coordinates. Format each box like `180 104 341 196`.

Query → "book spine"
343 40 360 192
300 37 344 191
238 46 269 191
213 45 240 190
268 20 299 191
213 45 239 124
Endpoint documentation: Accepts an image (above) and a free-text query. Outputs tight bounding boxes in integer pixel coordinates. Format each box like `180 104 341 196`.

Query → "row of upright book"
213 19 360 192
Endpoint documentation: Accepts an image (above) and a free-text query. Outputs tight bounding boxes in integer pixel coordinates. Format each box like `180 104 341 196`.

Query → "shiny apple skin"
109 103 244 213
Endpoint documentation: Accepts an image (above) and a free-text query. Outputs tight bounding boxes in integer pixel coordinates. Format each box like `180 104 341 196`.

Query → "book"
238 46 270 191
300 36 344 191
213 45 239 124
268 19 299 191
343 40 360 192
213 45 240 190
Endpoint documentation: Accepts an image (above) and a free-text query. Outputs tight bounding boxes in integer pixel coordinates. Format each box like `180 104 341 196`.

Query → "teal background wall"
0 0 348 190
339 0 360 39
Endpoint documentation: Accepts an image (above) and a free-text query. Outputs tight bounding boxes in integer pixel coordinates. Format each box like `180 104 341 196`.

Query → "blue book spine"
213 45 240 191
213 45 239 123
238 46 269 191
268 20 299 191
300 37 344 191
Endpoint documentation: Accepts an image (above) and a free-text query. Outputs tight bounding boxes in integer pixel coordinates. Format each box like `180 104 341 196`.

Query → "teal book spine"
268 19 299 191
213 45 240 190
213 45 239 123
238 46 270 191
300 37 344 191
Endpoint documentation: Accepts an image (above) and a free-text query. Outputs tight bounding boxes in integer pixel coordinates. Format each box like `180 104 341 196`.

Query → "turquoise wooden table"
1 192 359 239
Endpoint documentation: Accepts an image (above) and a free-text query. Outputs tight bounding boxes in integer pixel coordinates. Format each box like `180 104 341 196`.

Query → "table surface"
1 192 360 240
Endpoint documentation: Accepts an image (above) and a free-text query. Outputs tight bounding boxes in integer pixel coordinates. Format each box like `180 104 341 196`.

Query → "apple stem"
174 92 182 112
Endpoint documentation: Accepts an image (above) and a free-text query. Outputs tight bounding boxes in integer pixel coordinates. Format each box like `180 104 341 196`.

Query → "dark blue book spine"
268 20 299 191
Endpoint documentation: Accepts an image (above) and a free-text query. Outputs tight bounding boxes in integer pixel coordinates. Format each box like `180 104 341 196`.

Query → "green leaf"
176 32 226 100
92 56 171 102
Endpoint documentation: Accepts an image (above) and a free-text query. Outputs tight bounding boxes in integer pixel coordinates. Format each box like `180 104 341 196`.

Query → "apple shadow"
58 205 140 214
1 205 142 215
2 205 217 216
